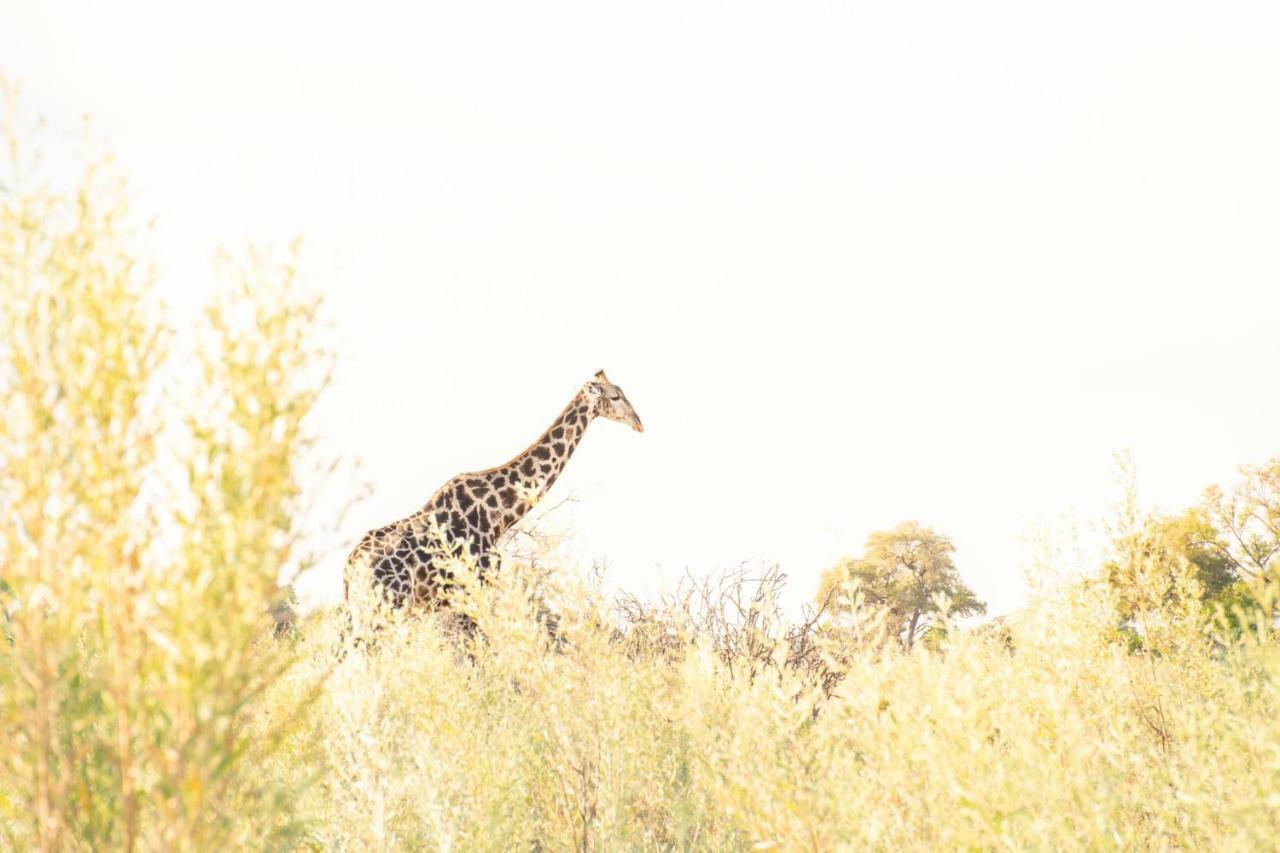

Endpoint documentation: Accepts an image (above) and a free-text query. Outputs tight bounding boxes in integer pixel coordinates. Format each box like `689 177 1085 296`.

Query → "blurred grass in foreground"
0 81 330 849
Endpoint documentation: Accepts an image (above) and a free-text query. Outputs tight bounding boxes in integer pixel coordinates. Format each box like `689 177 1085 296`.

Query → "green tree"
1164 508 1237 599
816 521 986 650
1104 508 1235 624
1100 454 1276 647
1199 457 1280 583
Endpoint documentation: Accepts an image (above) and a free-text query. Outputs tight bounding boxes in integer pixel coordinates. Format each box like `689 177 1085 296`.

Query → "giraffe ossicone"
344 369 643 610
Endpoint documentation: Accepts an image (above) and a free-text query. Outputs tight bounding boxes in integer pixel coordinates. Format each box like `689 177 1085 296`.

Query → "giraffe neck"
490 390 596 536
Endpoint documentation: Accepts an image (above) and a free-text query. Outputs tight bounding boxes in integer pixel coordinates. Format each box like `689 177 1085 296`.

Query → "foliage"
5 79 1280 851
1104 454 1278 641
816 521 987 650
1160 508 1238 600
1199 457 1280 582
245 543 1280 851
0 83 331 850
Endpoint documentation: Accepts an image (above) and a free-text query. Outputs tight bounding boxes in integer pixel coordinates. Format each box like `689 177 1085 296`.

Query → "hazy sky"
4 1 1278 614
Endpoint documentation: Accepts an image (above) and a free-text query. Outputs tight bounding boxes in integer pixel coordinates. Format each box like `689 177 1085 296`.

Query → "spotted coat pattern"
344 371 643 609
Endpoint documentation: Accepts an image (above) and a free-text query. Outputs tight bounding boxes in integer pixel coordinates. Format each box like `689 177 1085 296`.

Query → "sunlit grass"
258 553 1280 850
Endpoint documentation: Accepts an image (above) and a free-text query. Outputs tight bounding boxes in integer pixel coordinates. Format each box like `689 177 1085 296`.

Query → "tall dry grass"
261 548 1280 851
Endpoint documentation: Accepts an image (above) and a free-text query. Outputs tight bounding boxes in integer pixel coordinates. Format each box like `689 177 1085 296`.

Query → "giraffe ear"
594 369 608 382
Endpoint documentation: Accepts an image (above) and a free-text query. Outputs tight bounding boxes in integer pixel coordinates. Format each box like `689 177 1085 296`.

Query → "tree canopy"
1102 454 1279 641
816 521 986 650
1199 458 1280 583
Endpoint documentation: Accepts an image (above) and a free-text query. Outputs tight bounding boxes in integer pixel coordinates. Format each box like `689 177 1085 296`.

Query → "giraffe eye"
608 394 620 401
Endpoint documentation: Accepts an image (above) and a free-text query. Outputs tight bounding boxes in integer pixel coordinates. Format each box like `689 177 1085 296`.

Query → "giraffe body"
345 370 642 609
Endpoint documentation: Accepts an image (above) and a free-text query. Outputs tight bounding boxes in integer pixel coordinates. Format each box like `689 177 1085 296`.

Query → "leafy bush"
0 83 331 849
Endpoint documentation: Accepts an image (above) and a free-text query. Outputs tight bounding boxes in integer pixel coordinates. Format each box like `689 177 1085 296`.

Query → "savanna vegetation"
2 85 1278 851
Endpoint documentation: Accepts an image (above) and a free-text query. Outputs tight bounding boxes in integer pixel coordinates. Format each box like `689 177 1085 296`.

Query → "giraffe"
344 370 643 611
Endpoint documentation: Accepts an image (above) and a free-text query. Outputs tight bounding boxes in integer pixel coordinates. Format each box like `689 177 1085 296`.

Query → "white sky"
3 1 1278 615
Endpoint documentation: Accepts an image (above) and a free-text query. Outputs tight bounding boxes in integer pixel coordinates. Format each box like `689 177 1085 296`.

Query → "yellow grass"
255 560 1280 851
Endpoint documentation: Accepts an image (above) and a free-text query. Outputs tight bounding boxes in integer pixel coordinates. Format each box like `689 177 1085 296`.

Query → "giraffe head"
585 369 644 432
